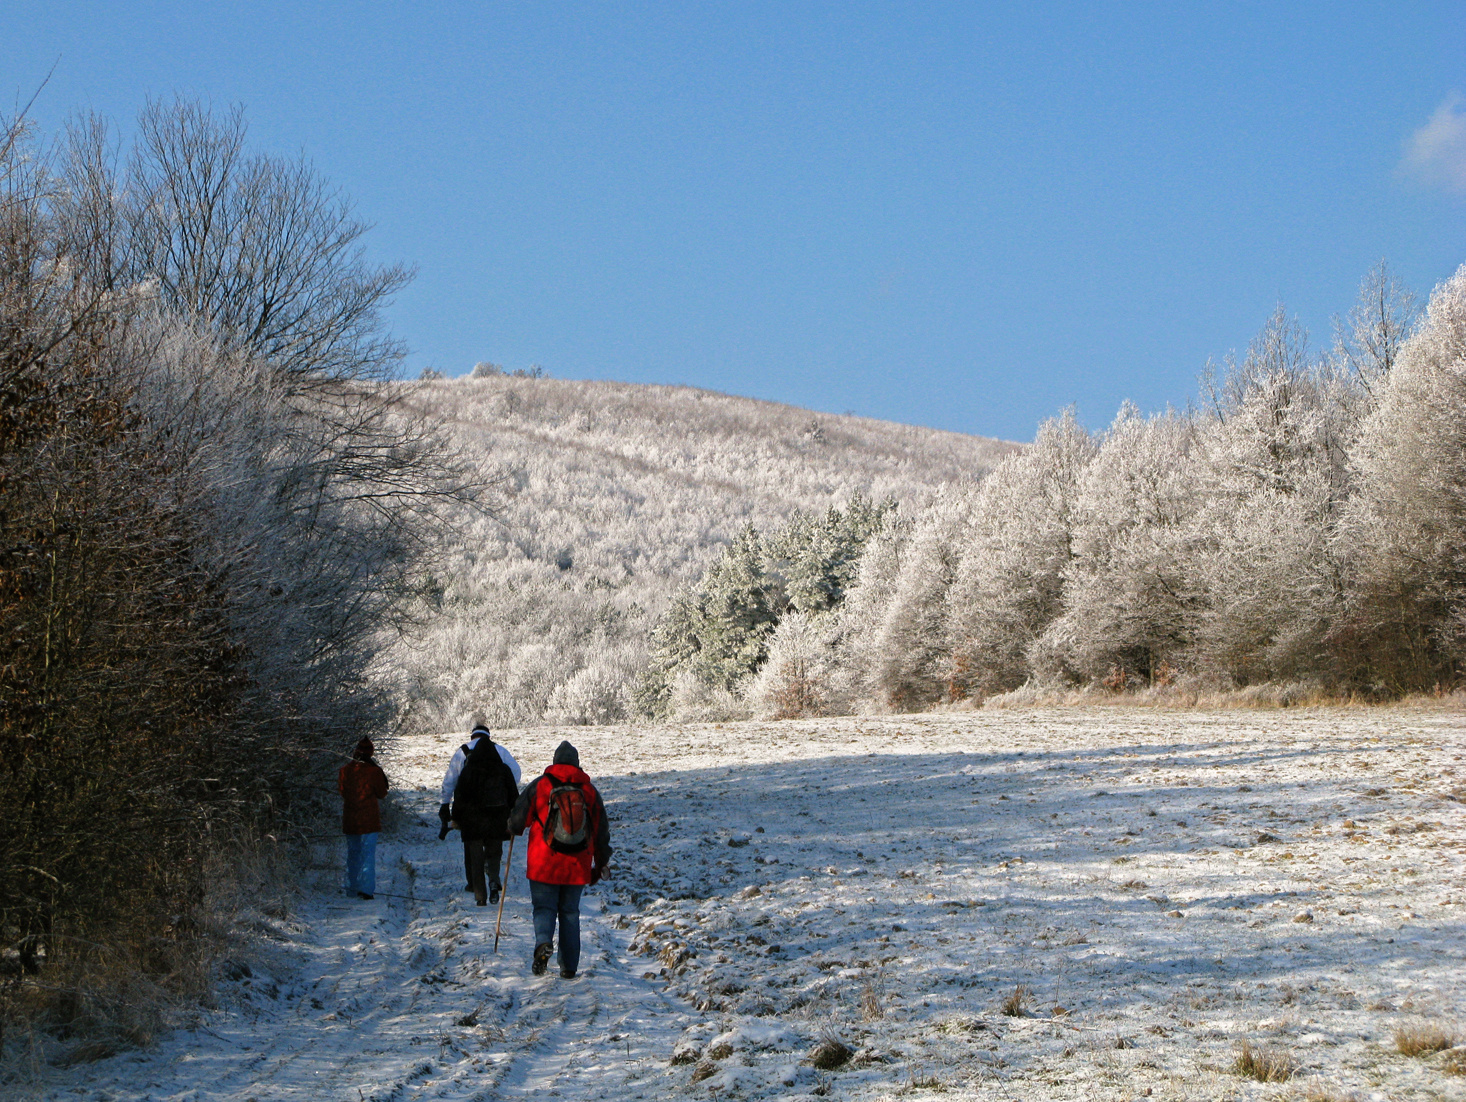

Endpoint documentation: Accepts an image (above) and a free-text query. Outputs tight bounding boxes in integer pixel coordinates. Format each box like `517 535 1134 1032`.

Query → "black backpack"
541 777 592 854
454 742 513 814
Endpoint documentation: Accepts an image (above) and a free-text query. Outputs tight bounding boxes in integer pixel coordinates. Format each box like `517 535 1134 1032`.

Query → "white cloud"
1402 92 1466 193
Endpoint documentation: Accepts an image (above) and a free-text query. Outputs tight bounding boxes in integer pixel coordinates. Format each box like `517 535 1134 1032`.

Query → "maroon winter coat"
338 760 388 835
508 763 611 885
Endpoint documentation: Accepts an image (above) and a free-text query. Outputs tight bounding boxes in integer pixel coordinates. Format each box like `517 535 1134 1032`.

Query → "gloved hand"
589 862 607 885
438 803 452 841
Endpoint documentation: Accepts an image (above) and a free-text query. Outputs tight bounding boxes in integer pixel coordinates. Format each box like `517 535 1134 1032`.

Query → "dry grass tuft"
811 1039 854 1070
1000 984 1031 1017
860 978 885 1021
903 1072 945 1091
1296 1080 1358 1102
1232 1040 1296 1082
690 1060 717 1082
1395 1020 1457 1056
1443 1049 1466 1076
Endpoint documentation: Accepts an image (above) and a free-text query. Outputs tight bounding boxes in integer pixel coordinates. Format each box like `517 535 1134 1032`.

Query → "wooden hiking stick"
493 835 514 953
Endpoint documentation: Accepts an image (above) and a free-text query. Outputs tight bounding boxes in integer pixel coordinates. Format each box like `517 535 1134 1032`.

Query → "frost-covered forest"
677 262 1466 718
378 260 1466 732
374 377 1016 729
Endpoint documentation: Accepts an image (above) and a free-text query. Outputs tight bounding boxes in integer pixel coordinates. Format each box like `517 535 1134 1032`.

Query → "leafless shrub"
771 654 827 720
1001 984 1031 1017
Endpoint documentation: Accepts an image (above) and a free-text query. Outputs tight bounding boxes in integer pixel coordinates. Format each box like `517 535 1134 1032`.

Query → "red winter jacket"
338 760 388 835
508 764 612 885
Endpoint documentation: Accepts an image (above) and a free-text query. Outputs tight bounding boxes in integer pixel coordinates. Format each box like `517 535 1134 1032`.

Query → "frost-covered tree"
1344 263 1466 688
1189 308 1368 684
744 612 841 718
1332 260 1419 403
59 98 413 387
856 488 980 708
633 499 897 720
1036 406 1203 685
825 509 913 710
763 496 894 616
634 525 779 719
943 410 1095 698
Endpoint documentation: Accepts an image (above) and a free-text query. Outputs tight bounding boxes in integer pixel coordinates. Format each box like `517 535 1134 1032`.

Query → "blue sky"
6 2 1464 441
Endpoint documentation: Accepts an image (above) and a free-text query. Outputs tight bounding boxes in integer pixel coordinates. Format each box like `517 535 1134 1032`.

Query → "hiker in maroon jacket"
338 737 388 900
507 741 611 978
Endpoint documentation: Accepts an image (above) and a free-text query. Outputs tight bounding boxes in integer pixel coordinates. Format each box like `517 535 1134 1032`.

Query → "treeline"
0 100 468 1053
644 262 1466 718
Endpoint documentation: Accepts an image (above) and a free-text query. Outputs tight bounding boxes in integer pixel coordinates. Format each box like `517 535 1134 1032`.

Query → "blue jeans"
345 832 377 896
530 881 583 974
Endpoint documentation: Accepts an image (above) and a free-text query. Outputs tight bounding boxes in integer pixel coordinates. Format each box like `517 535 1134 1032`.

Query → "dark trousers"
463 836 504 904
530 880 584 974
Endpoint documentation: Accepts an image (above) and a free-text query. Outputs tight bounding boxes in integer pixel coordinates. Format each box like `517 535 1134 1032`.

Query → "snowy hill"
378 374 1019 729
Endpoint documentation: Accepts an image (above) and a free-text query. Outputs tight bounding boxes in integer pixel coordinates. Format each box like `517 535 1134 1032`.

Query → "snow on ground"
42 707 1466 1101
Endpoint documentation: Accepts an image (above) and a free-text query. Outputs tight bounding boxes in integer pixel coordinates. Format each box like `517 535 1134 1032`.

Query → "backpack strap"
538 772 567 842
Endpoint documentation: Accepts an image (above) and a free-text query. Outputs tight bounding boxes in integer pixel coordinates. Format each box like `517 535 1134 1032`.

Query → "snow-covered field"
46 707 1466 1101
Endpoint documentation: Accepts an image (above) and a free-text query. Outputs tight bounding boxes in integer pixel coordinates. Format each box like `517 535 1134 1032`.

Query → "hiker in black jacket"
440 724 521 906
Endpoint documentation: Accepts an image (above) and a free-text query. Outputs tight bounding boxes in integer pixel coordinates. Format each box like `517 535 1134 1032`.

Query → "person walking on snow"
508 740 612 979
450 732 521 906
339 737 388 900
440 723 522 905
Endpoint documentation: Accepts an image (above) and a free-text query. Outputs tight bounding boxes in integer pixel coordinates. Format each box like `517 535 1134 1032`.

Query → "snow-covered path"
42 707 1466 1101
53 796 703 1102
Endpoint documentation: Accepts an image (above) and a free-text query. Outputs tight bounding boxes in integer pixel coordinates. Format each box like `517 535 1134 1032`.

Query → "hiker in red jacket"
507 741 611 978
338 737 389 900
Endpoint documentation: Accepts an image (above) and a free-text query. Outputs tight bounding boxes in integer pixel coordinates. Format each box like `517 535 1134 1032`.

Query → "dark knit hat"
470 722 491 739
552 740 580 768
353 737 374 761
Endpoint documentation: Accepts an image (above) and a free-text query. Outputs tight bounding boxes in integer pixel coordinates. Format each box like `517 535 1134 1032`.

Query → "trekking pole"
493 836 514 953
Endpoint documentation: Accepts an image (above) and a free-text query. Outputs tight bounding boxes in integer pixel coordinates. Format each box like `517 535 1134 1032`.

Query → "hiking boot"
560 968 577 979
488 886 500 905
532 943 553 976
475 895 487 907
357 892 374 900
